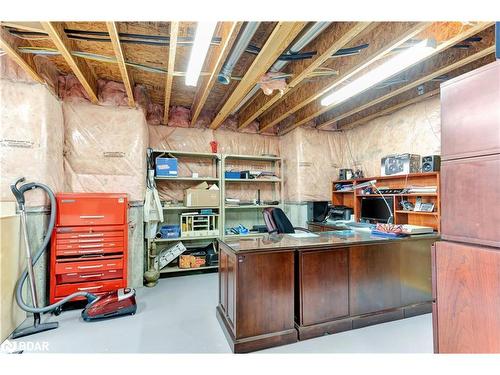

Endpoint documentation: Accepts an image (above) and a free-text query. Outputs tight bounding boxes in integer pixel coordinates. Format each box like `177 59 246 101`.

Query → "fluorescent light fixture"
321 38 436 107
185 22 217 87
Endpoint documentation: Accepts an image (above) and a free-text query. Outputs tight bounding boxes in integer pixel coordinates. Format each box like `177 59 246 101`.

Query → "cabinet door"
300 249 349 325
441 154 500 247
435 241 500 353
236 251 294 339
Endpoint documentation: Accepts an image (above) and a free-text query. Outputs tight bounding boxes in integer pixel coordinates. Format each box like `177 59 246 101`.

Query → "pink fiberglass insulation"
58 74 91 102
63 101 148 202
98 79 130 107
168 106 190 127
0 79 65 206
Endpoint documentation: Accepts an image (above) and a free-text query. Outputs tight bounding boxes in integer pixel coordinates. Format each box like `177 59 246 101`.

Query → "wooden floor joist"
190 22 242 126
106 22 135 107
257 22 431 133
236 22 372 131
41 22 98 103
314 44 495 131
0 27 45 84
282 21 493 135
209 22 307 130
163 21 179 124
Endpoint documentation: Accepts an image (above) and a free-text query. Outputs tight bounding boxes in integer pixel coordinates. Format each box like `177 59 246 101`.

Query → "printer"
326 205 354 222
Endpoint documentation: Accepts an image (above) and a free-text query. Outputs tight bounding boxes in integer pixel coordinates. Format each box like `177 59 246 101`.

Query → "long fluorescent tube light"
321 38 436 107
185 22 217 87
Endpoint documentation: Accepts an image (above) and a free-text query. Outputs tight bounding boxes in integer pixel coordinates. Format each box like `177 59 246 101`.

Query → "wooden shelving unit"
332 172 441 232
221 154 283 240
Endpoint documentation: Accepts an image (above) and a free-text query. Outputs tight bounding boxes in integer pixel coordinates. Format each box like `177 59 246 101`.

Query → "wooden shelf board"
224 205 279 209
155 177 220 182
163 206 219 211
160 265 218 273
153 235 219 243
224 154 281 161
395 210 439 215
151 149 220 159
223 233 266 239
356 193 438 197
225 178 282 183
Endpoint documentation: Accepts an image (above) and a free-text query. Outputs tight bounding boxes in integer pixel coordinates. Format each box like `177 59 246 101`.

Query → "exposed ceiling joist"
106 22 135 107
41 22 98 103
209 22 307 130
283 21 493 134
0 27 44 84
336 53 495 130
237 22 372 131
190 22 242 126
163 21 179 124
257 22 431 133
314 35 495 130
0 22 44 33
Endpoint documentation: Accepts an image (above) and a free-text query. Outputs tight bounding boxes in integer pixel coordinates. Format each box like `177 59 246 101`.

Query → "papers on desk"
287 232 319 239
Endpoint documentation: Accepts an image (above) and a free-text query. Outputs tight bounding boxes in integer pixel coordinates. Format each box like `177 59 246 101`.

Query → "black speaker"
422 155 441 172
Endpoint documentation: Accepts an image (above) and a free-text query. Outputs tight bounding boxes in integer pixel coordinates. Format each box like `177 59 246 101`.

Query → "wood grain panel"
236 251 295 339
300 249 349 325
435 241 500 353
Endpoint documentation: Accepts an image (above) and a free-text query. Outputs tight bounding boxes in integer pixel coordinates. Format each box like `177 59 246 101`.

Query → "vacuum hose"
12 178 97 314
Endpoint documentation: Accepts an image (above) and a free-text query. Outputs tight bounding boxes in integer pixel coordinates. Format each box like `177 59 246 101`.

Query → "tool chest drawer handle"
78 249 104 254
79 239 104 243
77 264 104 270
78 234 104 238
78 244 103 248
79 215 105 219
79 273 104 278
77 285 103 291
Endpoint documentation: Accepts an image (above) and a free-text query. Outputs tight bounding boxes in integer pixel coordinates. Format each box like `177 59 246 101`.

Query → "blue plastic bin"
224 171 240 179
159 224 181 238
156 157 178 177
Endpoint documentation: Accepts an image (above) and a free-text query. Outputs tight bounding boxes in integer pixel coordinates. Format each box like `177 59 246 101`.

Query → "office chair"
262 207 312 234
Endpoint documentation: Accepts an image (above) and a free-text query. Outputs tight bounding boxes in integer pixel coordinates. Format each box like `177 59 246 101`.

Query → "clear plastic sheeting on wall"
0 80 65 206
63 101 148 202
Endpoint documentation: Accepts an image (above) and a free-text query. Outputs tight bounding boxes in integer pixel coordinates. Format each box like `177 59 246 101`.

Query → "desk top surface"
220 231 439 253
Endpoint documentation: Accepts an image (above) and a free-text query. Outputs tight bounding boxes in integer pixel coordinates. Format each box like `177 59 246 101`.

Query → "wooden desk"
217 232 438 353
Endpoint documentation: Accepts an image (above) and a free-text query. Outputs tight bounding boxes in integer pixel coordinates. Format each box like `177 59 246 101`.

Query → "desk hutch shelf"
332 172 441 232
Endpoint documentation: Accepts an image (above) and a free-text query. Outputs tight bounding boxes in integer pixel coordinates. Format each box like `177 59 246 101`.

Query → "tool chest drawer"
54 279 125 298
55 226 125 239
56 193 127 226
57 269 123 284
50 192 129 305
55 256 124 274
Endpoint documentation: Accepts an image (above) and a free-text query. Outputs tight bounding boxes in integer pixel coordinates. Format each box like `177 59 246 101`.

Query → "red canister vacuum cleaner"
10 178 137 339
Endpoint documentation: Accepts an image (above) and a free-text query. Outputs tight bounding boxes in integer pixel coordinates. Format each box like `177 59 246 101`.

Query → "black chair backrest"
271 208 295 234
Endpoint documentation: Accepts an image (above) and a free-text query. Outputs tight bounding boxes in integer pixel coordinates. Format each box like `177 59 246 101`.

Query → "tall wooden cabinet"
433 60 500 353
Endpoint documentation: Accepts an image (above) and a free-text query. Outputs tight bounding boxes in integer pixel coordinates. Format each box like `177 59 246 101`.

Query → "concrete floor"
3 273 433 353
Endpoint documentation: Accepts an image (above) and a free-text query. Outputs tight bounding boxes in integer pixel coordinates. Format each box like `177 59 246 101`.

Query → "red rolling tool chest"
49 193 128 304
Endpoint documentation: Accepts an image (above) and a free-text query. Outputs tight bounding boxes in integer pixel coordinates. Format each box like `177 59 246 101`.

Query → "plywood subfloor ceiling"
0 21 496 135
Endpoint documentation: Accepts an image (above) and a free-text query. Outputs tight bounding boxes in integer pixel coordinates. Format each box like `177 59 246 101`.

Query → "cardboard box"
183 182 220 207
156 157 178 177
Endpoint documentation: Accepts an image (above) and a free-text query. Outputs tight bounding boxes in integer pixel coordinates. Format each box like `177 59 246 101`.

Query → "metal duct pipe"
218 22 260 85
231 22 331 114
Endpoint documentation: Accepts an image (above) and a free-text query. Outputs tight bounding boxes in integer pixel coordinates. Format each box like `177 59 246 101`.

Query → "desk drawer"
54 279 124 297
56 193 127 226
56 235 123 245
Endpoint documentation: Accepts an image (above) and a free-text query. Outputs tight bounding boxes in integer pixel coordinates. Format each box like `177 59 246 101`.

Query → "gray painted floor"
3 273 433 353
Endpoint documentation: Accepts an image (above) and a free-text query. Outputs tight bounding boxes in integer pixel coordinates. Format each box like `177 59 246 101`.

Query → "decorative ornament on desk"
375 223 404 234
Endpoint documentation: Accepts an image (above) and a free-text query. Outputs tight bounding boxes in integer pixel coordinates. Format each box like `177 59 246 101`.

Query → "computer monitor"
360 197 394 223
307 201 329 222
